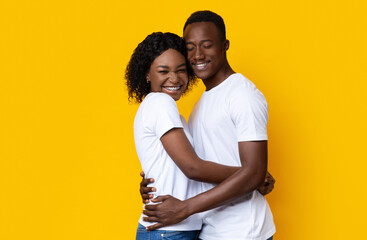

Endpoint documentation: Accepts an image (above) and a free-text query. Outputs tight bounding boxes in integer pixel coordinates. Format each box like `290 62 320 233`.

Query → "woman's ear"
146 74 150 83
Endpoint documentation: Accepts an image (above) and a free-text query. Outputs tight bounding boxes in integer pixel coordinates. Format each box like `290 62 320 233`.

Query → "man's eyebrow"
186 40 213 45
177 63 186 68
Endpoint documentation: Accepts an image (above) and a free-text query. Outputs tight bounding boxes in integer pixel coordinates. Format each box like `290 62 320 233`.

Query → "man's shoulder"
226 73 257 90
224 73 264 100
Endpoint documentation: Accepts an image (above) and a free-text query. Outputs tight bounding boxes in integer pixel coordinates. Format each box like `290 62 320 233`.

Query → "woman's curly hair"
125 32 197 103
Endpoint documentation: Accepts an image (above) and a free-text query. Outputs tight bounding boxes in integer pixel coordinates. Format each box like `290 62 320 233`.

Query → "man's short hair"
183 10 226 41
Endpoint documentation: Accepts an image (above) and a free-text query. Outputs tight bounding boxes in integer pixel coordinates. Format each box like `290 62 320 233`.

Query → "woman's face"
147 49 188 101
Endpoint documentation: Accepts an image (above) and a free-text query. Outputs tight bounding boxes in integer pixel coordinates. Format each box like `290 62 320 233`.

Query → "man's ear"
224 39 230 51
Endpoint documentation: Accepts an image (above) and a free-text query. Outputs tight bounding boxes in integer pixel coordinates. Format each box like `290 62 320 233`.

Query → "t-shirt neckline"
203 73 239 94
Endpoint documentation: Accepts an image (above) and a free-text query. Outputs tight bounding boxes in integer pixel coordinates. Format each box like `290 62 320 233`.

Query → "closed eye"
177 68 187 73
186 44 195 51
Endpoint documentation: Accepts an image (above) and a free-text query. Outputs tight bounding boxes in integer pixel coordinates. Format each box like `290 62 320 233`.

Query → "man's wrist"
182 198 199 217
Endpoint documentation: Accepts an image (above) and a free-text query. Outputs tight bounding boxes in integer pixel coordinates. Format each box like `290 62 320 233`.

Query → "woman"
125 32 239 240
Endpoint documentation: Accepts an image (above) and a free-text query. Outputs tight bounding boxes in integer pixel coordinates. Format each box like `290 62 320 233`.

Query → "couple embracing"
126 10 276 240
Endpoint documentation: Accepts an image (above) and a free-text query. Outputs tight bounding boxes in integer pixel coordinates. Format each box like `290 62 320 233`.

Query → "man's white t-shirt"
189 73 276 240
134 92 202 231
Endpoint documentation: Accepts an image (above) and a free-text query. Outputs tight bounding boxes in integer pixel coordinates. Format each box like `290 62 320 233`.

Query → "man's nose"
194 48 204 60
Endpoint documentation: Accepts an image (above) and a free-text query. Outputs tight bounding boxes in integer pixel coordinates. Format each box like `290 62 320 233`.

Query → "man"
141 11 276 240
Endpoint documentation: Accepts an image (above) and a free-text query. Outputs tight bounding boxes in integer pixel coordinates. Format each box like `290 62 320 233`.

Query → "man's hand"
139 171 156 204
142 195 189 230
257 171 275 196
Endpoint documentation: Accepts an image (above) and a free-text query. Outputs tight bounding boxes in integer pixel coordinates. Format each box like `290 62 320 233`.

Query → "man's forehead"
183 22 219 41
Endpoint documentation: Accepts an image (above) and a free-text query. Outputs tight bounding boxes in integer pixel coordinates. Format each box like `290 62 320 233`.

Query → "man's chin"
194 72 209 80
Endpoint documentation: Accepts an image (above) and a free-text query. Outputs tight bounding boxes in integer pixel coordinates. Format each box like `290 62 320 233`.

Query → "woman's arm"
142 141 268 230
139 170 275 203
160 127 239 183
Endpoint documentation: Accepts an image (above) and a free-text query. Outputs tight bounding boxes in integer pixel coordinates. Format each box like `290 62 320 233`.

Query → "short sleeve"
143 93 183 139
229 86 269 142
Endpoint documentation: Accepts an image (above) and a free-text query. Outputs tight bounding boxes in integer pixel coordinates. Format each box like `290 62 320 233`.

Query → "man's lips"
192 62 209 70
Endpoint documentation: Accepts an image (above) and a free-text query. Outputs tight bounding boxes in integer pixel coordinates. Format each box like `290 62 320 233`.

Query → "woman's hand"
257 171 275 195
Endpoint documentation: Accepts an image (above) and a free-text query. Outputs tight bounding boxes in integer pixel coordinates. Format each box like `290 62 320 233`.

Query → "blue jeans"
198 236 273 240
136 223 200 240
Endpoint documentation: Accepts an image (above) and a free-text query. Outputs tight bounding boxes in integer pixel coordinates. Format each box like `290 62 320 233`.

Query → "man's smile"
192 62 210 70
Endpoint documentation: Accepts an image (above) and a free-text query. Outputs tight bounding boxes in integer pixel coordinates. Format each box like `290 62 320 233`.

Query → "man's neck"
203 63 235 91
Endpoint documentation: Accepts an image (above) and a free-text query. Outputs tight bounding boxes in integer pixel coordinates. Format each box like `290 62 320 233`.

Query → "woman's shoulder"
140 93 179 117
144 92 176 106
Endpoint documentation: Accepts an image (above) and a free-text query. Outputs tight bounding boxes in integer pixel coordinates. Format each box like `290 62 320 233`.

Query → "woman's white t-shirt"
134 92 202 231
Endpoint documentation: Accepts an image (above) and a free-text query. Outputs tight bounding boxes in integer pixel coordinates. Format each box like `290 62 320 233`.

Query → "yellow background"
1 0 366 239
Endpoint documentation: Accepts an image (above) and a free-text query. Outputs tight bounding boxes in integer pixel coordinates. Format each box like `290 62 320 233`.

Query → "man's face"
183 22 227 81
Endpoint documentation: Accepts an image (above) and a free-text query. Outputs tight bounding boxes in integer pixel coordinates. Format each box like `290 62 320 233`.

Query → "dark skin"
138 127 242 188
137 47 242 201
159 128 240 183
142 141 268 230
140 171 275 204
140 22 275 230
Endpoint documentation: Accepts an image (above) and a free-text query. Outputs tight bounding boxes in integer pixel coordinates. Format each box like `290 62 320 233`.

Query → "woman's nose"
168 72 179 82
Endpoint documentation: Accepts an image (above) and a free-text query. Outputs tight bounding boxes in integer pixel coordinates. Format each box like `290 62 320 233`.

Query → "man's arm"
139 170 275 203
142 141 267 230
